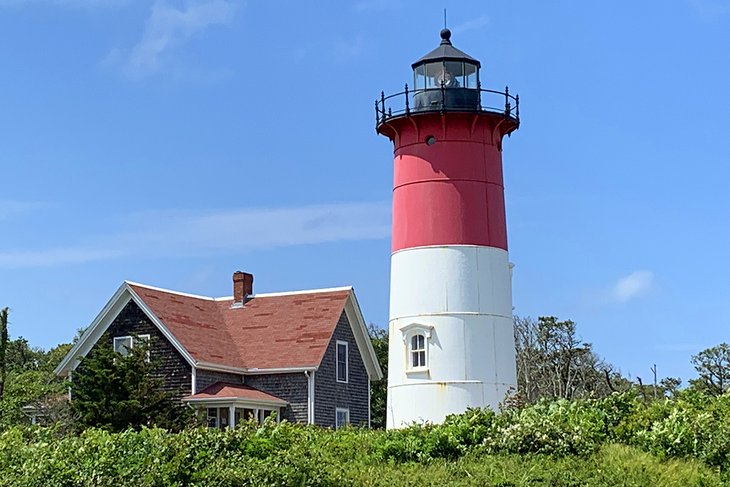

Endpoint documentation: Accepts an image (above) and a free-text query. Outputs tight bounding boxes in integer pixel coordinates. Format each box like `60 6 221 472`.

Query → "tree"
0 307 8 400
71 338 188 432
368 324 388 429
689 343 730 396
0 335 71 429
514 315 626 404
659 377 682 398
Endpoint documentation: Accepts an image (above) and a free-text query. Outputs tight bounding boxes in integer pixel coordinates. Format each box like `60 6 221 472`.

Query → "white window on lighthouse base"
401 323 432 374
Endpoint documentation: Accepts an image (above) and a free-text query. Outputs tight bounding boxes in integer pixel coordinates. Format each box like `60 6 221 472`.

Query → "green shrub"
2 393 730 485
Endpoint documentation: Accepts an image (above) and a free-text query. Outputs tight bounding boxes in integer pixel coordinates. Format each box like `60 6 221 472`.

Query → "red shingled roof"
128 283 351 370
184 382 286 404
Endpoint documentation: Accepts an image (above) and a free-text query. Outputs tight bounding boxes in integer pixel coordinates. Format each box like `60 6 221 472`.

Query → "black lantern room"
375 28 519 130
412 28 481 111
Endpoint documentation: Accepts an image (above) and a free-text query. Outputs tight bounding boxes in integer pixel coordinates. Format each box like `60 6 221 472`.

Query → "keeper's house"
55 272 382 429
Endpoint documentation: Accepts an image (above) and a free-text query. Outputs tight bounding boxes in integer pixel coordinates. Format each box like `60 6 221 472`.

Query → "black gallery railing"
375 84 519 129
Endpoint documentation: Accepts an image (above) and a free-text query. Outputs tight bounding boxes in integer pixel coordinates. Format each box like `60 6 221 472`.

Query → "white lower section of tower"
386 245 517 429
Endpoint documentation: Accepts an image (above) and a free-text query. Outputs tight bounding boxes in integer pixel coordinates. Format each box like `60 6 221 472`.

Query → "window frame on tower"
410 333 427 368
401 323 432 374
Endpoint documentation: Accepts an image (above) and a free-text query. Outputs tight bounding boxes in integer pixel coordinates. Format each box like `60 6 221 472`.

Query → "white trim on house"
112 334 150 358
124 281 227 302
196 362 320 375
244 366 319 374
55 283 130 376
123 281 354 301
203 404 282 428
305 370 316 424
126 286 197 366
195 362 249 375
113 336 133 356
184 396 287 408
343 290 384 381
335 407 350 429
336 340 349 383
250 286 353 298
367 379 371 428
311 370 316 424
54 283 197 377
191 367 197 394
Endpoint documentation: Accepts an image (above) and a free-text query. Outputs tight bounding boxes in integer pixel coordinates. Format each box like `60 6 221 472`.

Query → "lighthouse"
376 29 520 428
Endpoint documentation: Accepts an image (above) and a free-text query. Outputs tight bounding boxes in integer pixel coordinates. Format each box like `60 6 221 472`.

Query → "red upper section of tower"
376 29 519 254
380 112 516 253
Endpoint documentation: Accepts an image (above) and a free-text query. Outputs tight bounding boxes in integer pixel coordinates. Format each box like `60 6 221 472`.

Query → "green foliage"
689 342 730 396
71 340 191 432
0 403 726 486
0 369 67 429
0 308 8 400
0 329 71 430
367 324 387 429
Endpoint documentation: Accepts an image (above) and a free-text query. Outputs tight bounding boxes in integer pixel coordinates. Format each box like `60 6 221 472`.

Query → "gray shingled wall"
92 300 193 403
245 373 308 424
195 370 244 393
314 311 370 427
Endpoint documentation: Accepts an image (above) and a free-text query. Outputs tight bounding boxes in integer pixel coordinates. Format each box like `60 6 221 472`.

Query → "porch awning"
183 382 287 408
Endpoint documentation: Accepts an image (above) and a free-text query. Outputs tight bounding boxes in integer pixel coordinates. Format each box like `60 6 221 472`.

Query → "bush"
2 393 730 485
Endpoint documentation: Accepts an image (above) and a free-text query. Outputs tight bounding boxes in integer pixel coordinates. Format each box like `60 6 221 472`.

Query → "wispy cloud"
0 0 129 7
610 270 655 303
0 200 47 221
105 0 236 80
0 247 122 269
688 0 730 19
452 15 489 35
127 202 390 250
0 201 391 268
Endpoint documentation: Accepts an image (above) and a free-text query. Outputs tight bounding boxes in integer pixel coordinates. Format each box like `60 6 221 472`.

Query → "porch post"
229 405 235 429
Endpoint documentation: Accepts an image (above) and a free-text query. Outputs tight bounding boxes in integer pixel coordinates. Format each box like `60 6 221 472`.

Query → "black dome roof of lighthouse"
411 29 481 69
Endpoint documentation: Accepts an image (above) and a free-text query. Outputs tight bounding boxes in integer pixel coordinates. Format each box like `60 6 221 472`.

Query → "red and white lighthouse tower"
376 29 520 428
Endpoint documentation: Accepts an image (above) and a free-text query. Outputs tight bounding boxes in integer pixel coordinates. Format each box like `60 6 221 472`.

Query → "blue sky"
1 0 729 386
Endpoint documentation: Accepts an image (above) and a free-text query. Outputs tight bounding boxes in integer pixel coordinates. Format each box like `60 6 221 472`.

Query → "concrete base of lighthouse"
386 245 517 429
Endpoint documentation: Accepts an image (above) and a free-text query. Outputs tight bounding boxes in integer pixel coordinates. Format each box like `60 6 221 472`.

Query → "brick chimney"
232 271 253 306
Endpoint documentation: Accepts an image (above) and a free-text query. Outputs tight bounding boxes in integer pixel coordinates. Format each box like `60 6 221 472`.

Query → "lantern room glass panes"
464 63 478 88
413 61 479 90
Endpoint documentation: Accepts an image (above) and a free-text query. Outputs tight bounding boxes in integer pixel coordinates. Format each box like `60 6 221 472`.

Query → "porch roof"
183 382 287 407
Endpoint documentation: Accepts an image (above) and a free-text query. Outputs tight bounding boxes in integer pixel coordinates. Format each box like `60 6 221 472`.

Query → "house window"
207 408 218 428
410 334 426 368
336 408 349 429
138 334 151 361
113 334 150 360
336 340 348 383
113 336 133 356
